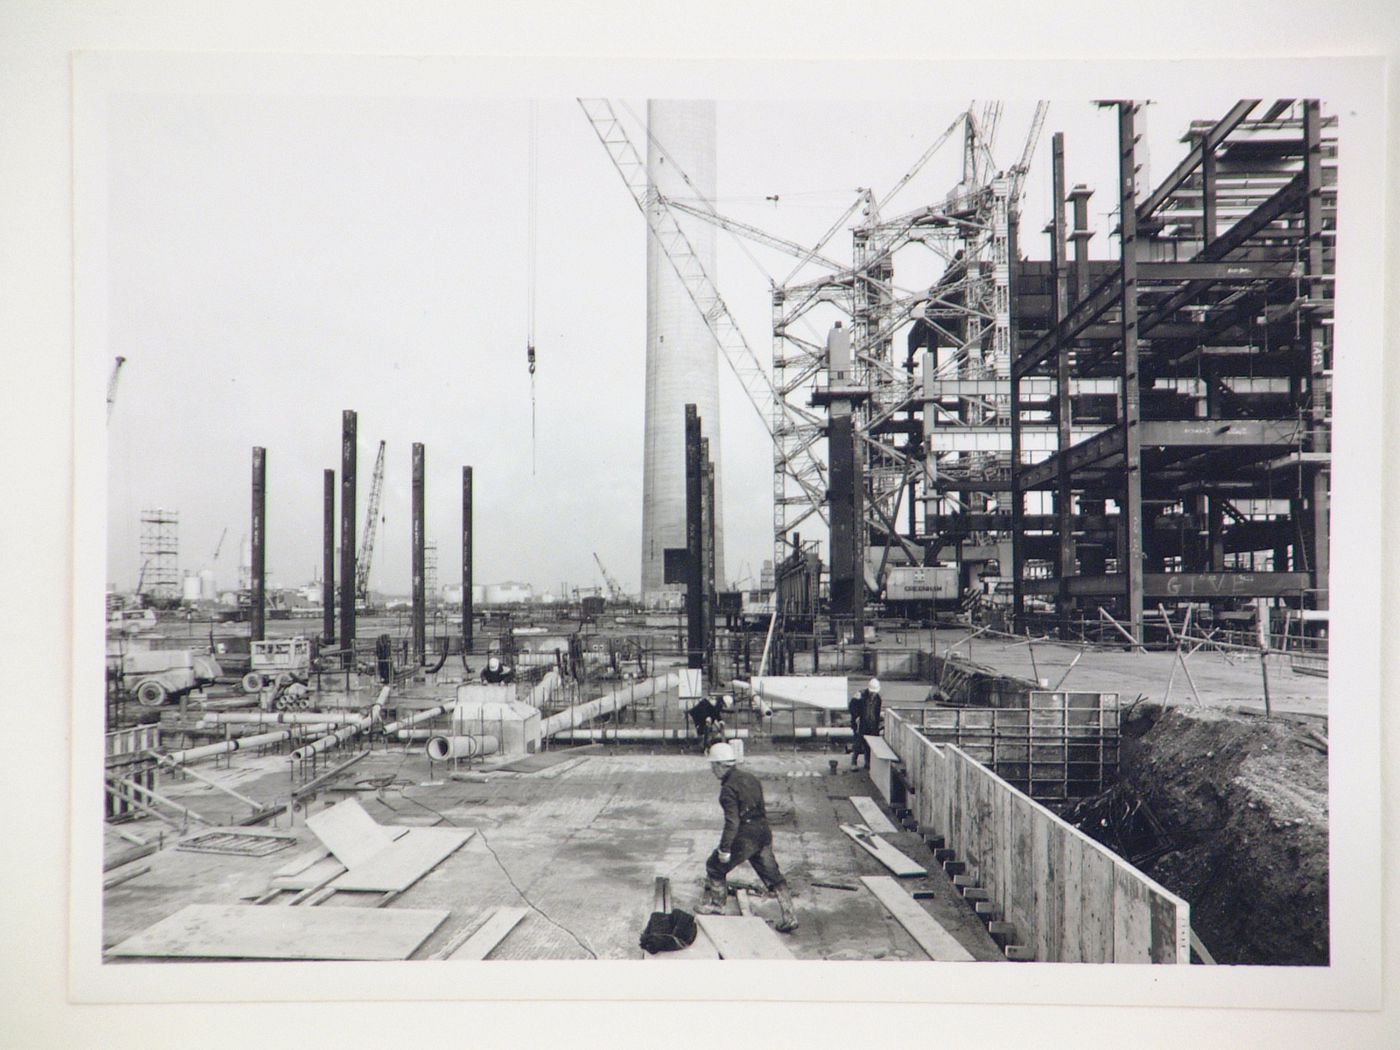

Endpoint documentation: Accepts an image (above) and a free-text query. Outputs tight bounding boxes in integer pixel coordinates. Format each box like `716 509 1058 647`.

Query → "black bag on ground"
639 908 698 953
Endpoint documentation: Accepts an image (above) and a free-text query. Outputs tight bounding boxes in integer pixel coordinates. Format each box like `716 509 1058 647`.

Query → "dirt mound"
1066 703 1328 965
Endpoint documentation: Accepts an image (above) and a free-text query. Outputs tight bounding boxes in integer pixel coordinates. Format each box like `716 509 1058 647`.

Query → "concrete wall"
887 710 1190 964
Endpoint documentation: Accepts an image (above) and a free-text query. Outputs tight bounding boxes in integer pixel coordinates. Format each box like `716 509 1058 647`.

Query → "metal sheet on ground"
849 796 898 834
106 904 449 960
329 827 476 893
445 906 529 960
696 915 796 959
860 876 975 962
305 798 397 868
838 823 927 877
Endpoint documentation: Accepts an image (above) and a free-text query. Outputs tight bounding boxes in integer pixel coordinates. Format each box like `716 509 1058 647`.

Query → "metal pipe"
528 669 561 707
163 726 302 765
251 447 266 642
287 685 390 761
198 712 349 725
379 698 455 737
412 442 426 665
340 409 357 663
539 672 678 738
323 468 336 645
424 734 500 761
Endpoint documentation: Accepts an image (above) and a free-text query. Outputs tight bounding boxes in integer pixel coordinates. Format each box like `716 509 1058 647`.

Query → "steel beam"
1051 132 1075 632
1135 100 1259 223
1025 571 1311 599
1304 100 1329 611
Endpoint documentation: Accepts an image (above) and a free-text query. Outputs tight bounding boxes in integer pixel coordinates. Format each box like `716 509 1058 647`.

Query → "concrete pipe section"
424 734 499 761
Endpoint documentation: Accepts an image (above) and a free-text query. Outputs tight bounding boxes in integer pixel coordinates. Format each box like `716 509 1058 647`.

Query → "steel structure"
1009 100 1336 643
138 508 179 601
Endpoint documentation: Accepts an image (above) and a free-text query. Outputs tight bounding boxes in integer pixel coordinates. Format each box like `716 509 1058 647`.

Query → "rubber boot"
697 878 729 915
773 883 799 933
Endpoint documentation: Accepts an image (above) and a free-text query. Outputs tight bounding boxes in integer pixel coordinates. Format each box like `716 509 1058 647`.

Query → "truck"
110 648 222 707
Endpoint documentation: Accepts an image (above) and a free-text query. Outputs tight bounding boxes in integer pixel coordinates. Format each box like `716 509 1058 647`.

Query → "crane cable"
527 100 539 476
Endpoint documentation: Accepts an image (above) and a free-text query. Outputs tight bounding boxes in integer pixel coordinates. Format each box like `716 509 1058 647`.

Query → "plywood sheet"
838 824 927 877
696 915 796 959
106 904 448 960
306 798 396 868
329 827 476 893
849 796 898 834
859 876 975 962
445 906 528 960
270 855 345 891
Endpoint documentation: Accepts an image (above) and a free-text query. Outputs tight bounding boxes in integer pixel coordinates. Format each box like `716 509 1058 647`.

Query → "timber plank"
445 906 528 960
329 827 476 893
106 904 448 960
305 798 397 868
696 916 795 959
839 824 927 877
860 876 975 962
849 796 899 834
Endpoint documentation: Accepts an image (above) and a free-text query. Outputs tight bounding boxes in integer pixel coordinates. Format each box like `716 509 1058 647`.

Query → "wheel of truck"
242 672 264 694
135 680 167 707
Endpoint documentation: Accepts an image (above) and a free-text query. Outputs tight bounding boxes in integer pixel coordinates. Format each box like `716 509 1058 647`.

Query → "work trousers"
706 824 785 891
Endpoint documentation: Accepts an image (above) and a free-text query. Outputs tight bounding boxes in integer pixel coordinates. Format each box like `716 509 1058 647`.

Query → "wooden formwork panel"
884 710 1188 966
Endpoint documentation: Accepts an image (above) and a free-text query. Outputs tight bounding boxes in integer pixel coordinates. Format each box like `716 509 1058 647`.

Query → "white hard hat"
868 678 881 692
707 742 737 764
488 657 501 670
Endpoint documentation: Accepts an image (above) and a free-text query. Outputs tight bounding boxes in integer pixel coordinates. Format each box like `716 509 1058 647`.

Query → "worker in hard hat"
480 655 515 684
698 742 799 933
848 677 884 770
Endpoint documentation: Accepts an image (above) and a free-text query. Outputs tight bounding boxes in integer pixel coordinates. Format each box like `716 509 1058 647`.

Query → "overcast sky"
102 92 1230 597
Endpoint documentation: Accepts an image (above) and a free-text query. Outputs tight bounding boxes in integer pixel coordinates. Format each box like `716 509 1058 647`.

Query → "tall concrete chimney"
640 99 725 602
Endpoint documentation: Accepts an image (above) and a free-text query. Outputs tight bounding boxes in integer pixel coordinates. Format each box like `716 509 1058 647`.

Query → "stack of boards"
107 800 493 962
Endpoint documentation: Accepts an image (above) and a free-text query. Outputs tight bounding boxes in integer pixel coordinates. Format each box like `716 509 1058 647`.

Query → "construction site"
100 97 1335 969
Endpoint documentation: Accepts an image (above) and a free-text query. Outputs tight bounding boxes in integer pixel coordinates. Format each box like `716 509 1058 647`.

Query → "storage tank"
199 569 217 601
484 581 533 605
181 574 202 603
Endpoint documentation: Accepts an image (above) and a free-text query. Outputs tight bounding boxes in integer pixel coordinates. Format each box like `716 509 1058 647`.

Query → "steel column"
685 405 705 669
1009 197 1025 632
1118 103 1144 645
1303 100 1329 611
339 410 357 665
411 442 426 665
250 447 266 643
461 466 473 652
322 468 335 646
1051 134 1075 634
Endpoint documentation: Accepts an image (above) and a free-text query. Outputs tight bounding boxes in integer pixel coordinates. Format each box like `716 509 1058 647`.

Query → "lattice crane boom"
355 440 387 601
106 356 126 423
592 552 624 602
578 98 830 526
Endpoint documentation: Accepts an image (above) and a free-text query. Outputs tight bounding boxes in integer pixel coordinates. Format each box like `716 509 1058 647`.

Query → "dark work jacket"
717 766 769 854
689 698 721 733
851 690 882 733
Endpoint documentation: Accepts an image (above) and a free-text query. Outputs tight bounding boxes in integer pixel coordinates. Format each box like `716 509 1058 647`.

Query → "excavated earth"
1068 702 1329 966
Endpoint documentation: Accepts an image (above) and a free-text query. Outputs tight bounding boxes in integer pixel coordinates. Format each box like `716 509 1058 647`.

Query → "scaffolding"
138 508 180 602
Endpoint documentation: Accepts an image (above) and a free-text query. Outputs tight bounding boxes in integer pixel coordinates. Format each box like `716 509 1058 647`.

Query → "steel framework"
138 508 179 601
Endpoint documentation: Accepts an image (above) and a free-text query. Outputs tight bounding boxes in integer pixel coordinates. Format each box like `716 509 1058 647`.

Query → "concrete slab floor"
103 746 1004 963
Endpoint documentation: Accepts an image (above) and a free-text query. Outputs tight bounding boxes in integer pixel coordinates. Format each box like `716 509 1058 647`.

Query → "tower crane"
592 552 624 602
355 441 387 602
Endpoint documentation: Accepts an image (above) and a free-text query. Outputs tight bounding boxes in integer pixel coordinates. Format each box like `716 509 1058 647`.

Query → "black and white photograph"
5 6 1398 1049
